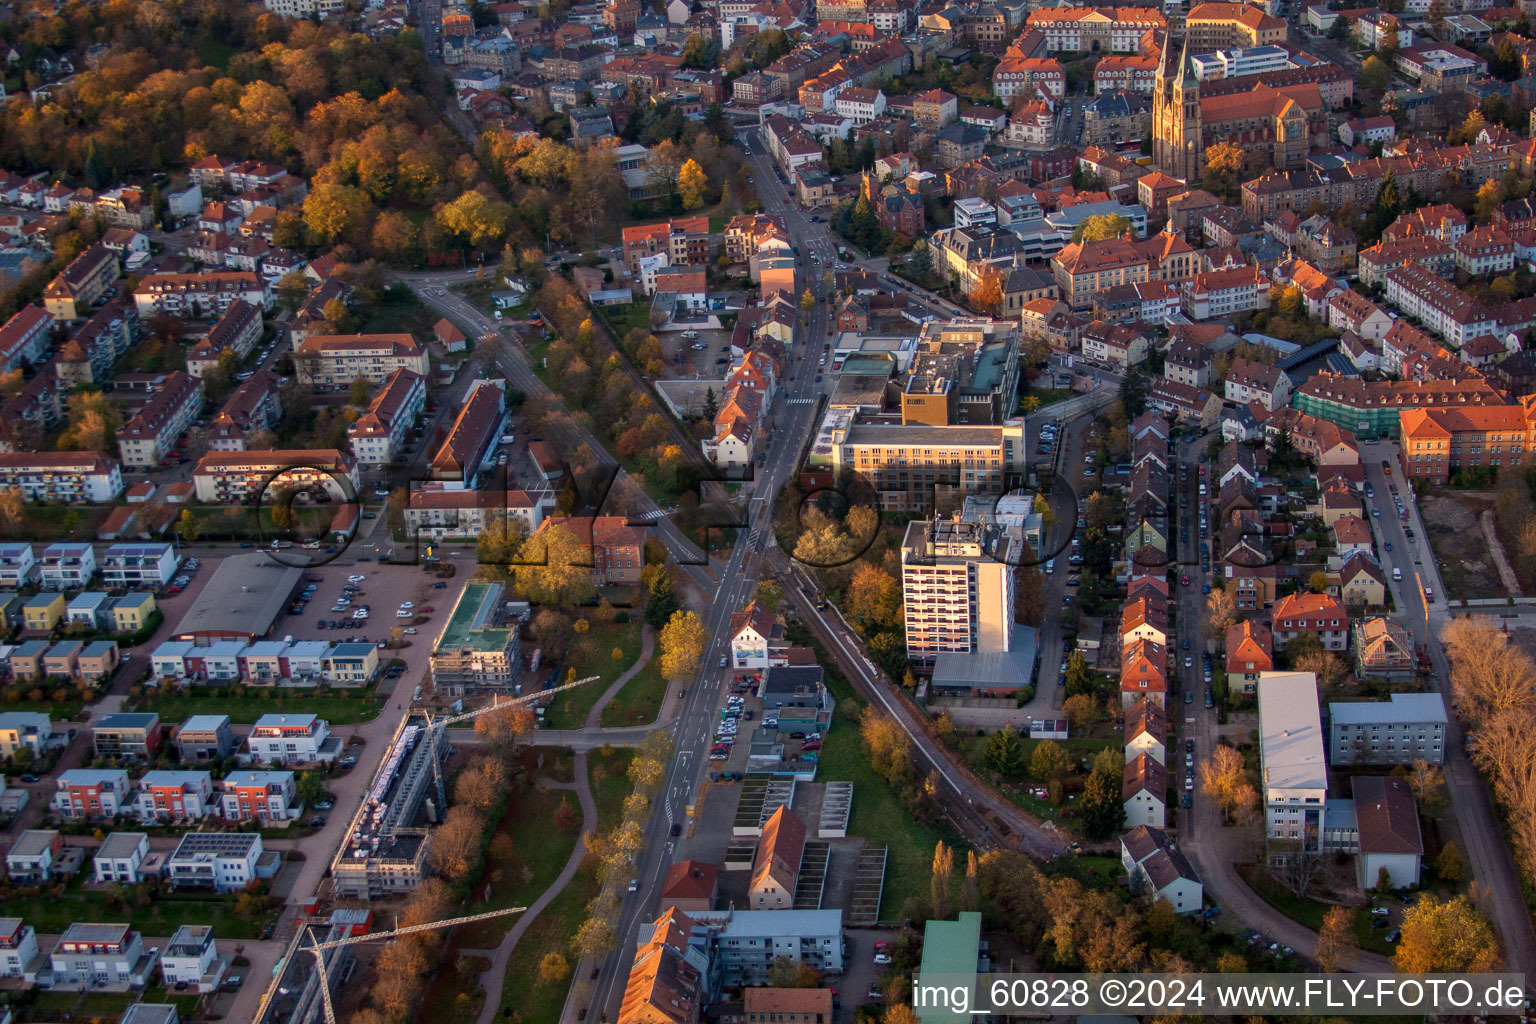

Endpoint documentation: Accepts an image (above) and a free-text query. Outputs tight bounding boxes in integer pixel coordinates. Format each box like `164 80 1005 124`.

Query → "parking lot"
283 561 452 652
659 326 737 379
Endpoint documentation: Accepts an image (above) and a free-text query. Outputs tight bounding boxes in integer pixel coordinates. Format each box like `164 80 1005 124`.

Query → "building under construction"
257 918 354 1024
329 712 439 900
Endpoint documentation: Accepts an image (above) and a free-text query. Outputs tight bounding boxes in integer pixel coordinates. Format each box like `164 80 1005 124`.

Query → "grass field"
131 687 386 725
540 618 645 730
4 878 279 940
455 785 580 948
359 284 442 342
1240 864 1394 955
599 657 668 727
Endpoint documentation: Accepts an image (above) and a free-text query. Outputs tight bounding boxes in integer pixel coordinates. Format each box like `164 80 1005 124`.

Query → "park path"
470 626 656 1024
1480 509 1523 597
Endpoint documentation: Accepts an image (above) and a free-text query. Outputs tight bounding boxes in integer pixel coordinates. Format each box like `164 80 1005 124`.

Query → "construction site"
330 712 440 901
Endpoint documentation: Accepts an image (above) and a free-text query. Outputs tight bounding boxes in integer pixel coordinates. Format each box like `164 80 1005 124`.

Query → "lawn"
1020 388 1075 411
4 878 278 940
599 658 668 728
455 785 581 948
597 302 655 339
358 284 441 341
194 38 237 71
541 617 645 730
130 687 386 725
1239 864 1395 955
7 505 112 543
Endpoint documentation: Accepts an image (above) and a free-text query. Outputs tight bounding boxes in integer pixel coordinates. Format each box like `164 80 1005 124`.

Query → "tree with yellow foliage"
659 609 706 681
678 158 708 210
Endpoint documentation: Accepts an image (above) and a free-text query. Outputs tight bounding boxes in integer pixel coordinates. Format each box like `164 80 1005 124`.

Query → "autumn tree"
0 487 25 530
1202 142 1245 198
1359 55 1392 95
512 523 597 607
678 158 708 210
1062 693 1095 732
573 916 617 957
537 951 570 986
972 265 1004 316
754 580 783 611
1434 842 1464 882
453 756 509 813
1296 650 1346 698
1316 906 1358 973
303 182 373 246
659 609 706 681
859 708 914 788
1069 213 1131 244
1199 746 1247 820
1030 738 1067 780
800 289 815 312
847 562 901 628
428 805 486 884
1393 895 1501 973
931 840 954 919
474 705 536 759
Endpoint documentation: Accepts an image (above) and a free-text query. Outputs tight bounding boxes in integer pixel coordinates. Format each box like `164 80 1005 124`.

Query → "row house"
114 371 205 470
1385 265 1503 350
1359 236 1456 289
1384 204 1468 244
1327 290 1394 342
1226 620 1274 693
191 449 360 504
51 769 133 819
1149 378 1221 426
136 771 215 821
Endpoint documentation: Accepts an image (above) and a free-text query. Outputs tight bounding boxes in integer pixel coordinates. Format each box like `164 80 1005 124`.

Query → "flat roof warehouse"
171 553 304 642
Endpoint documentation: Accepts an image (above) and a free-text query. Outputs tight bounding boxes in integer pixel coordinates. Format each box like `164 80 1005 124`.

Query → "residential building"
429 581 522 693
1123 753 1166 828
0 919 38 980
429 378 505 485
0 544 35 588
1121 825 1203 914
532 516 644 587
165 832 264 892
43 245 118 322
349 369 426 466
207 370 281 450
1258 671 1326 856
1330 691 1446 766
218 770 299 822
1350 775 1424 888
1327 290 1394 342
899 516 1017 669
0 712 53 758
0 306 56 372
192 450 359 504
714 909 844 986
175 715 235 762
52 769 132 819
133 272 271 318
1120 637 1168 709
135 771 215 821
1023 7 1167 53
402 488 552 540
743 988 834 1024
1398 399 1536 484
0 453 123 503
750 806 806 910
1270 591 1348 651
158 925 222 992
1225 620 1273 693
92 713 162 762
37 542 96 589
47 923 150 988
248 713 333 765
1182 264 1270 320
660 860 719 915
616 907 709 1024
6 829 63 881
1292 372 1506 441
293 334 431 387
93 832 150 884
1454 225 1515 276
1051 232 1199 312
100 543 181 589
115 371 204 470
620 216 711 273
730 601 784 669
1124 697 1166 765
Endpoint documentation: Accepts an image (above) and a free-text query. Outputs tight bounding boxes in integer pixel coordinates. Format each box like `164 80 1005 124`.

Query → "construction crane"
417 674 600 812
281 905 529 1024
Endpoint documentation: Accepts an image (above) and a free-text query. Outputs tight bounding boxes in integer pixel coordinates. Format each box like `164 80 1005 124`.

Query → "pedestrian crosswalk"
634 508 668 521
786 397 816 404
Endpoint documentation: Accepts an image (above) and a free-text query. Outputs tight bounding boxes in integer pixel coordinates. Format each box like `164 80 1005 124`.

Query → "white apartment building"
133 272 272 318
348 369 425 466
0 712 54 758
47 923 150 988
1189 44 1291 80
191 450 360 504
403 487 552 539
159 925 223 992
1385 265 1498 349
1329 692 1448 766
899 516 1016 666
714 910 845 986
1258 671 1327 857
833 87 886 124
100 543 181 588
1181 265 1270 320
0 453 123 503
292 334 431 386
248 713 333 764
1453 226 1516 277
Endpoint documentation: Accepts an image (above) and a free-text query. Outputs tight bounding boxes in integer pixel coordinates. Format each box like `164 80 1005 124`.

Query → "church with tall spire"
1152 35 1203 183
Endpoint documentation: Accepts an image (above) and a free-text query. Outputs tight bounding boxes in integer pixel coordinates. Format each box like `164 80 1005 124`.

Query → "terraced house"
1292 371 1507 439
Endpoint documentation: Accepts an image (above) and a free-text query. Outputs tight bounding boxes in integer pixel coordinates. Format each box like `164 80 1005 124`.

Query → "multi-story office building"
1258 671 1326 858
1330 692 1447 766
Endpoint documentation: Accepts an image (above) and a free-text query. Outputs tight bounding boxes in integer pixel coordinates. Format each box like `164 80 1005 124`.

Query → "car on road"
18 774 37 783
628 878 639 893
1184 691 1193 704
1182 637 1190 650
1181 793 1192 808
670 823 682 837
1185 739 1194 753
1185 774 1194 790
1184 656 1193 668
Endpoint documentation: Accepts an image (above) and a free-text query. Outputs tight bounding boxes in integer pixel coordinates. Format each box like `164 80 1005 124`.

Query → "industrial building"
170 553 304 642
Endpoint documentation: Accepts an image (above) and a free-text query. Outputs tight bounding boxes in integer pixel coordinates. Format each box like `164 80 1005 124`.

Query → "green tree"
983 728 1025 776
175 509 201 544
1029 738 1067 780
349 376 373 406
1358 55 1391 96
1119 363 1150 418
1080 762 1125 839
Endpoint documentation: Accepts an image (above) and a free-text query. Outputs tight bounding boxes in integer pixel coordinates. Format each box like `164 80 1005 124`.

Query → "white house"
37 543 96 589
1121 825 1203 914
47 923 151 989
247 713 333 765
165 832 263 893
0 712 55 758
158 925 224 993
728 602 782 668
93 832 150 884
1258 671 1327 857
1124 698 1165 766
1122 754 1166 828
99 543 181 589
6 829 61 882
0 918 39 981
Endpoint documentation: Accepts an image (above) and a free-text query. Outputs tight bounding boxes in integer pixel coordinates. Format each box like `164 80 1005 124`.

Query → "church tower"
1153 35 1203 183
